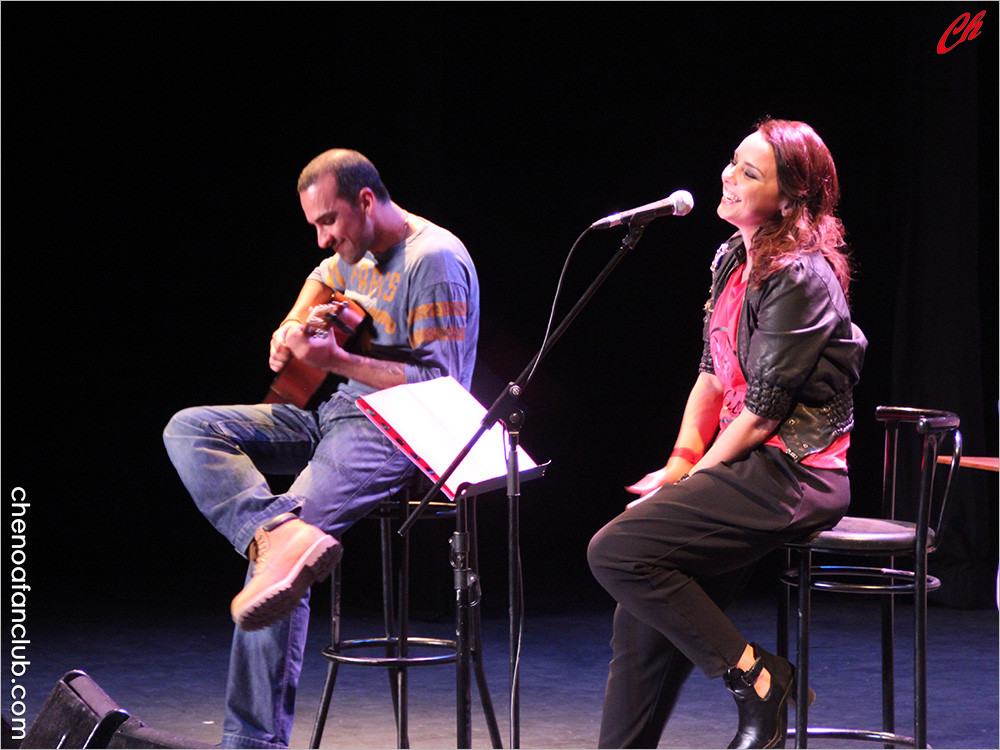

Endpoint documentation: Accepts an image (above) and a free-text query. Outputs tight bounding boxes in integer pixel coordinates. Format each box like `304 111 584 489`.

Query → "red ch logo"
937 10 987 53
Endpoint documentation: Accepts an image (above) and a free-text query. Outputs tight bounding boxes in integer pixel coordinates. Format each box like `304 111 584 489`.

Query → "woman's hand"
626 467 674 496
625 462 693 508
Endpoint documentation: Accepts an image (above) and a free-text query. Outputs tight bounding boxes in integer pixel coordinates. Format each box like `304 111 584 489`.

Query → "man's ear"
356 187 376 214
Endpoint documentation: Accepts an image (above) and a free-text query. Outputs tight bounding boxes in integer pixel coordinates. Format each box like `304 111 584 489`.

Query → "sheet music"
356 376 538 499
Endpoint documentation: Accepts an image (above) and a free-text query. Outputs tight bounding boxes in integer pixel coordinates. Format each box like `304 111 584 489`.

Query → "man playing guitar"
163 149 479 749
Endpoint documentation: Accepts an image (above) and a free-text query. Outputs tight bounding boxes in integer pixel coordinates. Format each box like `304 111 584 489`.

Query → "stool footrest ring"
321 636 458 667
788 727 919 747
781 564 942 594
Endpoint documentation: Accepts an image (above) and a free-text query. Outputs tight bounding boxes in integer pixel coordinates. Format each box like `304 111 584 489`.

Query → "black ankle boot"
723 642 794 749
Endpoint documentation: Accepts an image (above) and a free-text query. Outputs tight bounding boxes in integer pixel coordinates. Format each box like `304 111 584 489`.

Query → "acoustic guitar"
263 291 373 409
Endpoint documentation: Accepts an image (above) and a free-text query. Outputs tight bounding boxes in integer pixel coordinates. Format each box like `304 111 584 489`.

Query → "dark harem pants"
587 446 850 748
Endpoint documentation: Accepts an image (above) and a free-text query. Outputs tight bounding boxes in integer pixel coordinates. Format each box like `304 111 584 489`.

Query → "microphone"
590 189 694 230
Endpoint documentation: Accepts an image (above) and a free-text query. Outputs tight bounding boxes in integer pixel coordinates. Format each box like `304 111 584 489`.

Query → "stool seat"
790 516 936 553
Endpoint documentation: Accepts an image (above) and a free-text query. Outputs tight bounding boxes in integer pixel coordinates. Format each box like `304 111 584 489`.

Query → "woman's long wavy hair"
751 119 852 296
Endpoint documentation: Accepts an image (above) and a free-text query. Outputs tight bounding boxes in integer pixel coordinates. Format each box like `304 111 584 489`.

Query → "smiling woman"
587 119 866 749
718 130 787 245
734 119 851 295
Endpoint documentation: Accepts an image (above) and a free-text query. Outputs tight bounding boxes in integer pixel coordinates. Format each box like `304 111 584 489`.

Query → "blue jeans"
163 392 416 748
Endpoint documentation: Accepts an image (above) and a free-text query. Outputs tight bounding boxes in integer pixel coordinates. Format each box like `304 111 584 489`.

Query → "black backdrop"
3 3 997 621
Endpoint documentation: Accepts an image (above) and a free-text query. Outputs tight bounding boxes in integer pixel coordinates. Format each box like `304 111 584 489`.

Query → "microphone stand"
399 218 649 748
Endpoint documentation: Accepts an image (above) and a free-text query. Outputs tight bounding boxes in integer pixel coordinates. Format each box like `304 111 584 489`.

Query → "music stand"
387 217 653 747
357 377 549 748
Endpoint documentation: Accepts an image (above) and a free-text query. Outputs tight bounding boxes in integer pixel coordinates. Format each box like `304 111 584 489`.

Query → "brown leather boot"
231 517 341 631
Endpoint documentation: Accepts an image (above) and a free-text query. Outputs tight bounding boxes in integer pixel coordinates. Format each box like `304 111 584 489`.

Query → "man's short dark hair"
297 149 391 203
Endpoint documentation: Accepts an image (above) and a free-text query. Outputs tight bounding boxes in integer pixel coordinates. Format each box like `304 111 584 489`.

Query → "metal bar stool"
309 478 502 749
778 406 962 748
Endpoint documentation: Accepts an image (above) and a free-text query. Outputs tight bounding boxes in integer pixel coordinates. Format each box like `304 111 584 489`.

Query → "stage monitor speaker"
106 715 201 749
20 670 200 749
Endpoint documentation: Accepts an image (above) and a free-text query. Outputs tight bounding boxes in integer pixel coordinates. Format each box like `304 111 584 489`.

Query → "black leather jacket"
699 234 867 461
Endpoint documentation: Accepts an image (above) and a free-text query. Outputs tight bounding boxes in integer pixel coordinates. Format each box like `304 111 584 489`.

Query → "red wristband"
670 447 700 464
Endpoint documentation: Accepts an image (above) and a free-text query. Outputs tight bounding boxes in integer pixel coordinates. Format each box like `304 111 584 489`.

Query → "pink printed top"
709 264 849 469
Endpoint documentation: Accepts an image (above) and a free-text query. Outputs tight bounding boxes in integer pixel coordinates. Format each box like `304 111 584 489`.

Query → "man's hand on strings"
284 307 348 373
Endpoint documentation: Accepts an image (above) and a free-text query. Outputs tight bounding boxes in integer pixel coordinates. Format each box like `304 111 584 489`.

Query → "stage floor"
10 593 998 749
